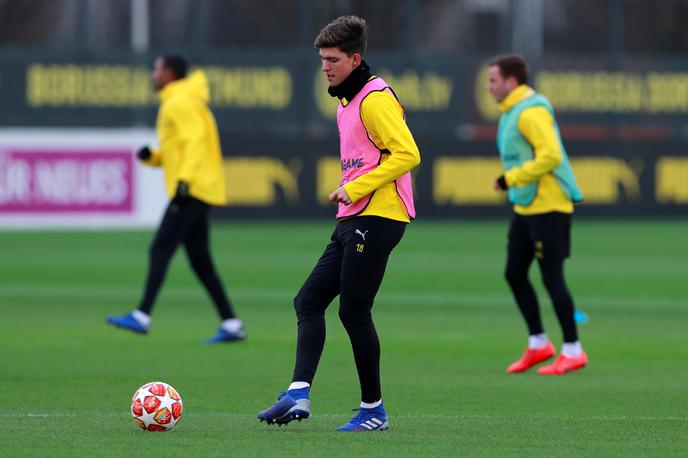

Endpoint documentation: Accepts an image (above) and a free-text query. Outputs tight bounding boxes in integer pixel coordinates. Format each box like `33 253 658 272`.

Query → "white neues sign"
0 129 166 229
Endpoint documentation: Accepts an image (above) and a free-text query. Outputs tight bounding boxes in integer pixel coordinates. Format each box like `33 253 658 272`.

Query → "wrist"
342 183 358 203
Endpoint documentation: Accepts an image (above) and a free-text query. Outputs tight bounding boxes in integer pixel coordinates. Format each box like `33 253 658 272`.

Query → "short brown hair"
488 54 529 85
314 15 368 56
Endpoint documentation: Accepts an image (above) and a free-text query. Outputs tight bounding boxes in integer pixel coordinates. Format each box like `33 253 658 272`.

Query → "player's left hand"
329 186 352 205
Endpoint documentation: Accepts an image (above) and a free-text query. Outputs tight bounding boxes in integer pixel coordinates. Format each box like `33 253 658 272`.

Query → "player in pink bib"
258 15 421 432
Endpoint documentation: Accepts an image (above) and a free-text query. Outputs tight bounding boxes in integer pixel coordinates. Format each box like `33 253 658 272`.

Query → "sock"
132 310 151 328
287 382 310 400
221 318 243 333
288 381 310 391
528 333 549 349
562 341 583 358
361 399 382 409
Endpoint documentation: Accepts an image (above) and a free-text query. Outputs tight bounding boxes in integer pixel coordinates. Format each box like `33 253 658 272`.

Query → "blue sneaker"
336 404 389 432
203 327 246 344
106 313 148 334
257 387 310 426
575 310 589 324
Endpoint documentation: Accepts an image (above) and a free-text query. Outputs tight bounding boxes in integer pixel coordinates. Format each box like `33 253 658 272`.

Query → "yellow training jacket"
342 89 421 223
500 85 573 215
143 70 227 206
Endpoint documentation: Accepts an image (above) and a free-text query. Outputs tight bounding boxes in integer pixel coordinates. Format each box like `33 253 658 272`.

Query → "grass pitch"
0 220 686 456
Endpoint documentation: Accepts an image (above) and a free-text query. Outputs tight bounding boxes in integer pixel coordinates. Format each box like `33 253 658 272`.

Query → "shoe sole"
507 351 556 373
203 337 246 344
107 320 147 335
538 363 587 375
258 409 310 426
336 421 390 432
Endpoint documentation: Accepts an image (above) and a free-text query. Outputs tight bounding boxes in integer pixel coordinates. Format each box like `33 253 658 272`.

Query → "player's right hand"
494 175 508 191
329 186 352 205
136 146 152 161
172 181 191 205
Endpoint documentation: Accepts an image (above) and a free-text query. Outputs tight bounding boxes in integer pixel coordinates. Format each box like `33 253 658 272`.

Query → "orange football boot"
506 342 556 373
537 351 588 375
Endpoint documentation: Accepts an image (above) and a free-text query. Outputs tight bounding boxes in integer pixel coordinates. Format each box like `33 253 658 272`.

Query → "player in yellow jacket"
107 56 244 344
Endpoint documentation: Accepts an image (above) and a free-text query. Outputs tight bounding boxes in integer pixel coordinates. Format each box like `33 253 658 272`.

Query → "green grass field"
1 220 686 456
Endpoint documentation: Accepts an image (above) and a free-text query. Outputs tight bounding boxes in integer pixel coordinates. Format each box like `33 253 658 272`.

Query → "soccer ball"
130 381 183 431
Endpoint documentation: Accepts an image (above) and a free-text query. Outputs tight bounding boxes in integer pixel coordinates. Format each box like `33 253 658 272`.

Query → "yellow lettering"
656 157 688 204
647 73 688 113
205 67 292 109
433 157 505 205
532 71 688 115
315 68 454 119
380 70 453 111
316 157 341 205
25 64 290 109
426 73 453 109
313 69 339 119
26 64 44 107
25 64 154 107
224 157 301 206
571 158 641 204
474 65 500 121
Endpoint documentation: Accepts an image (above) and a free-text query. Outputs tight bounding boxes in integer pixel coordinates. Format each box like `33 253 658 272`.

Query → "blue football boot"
257 387 310 426
203 326 246 344
106 313 148 334
336 404 389 432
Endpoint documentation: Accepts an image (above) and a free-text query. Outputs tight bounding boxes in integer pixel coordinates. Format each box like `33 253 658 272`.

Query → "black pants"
505 212 578 343
137 197 236 321
292 216 406 403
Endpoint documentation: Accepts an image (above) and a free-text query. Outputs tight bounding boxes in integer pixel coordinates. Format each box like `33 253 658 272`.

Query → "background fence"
1 0 687 224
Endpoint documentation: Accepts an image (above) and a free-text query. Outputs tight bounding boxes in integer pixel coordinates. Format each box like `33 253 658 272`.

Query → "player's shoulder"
360 88 402 115
161 93 203 116
363 87 397 102
519 105 553 125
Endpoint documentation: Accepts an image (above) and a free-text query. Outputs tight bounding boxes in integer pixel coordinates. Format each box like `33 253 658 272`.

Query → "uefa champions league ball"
131 381 183 431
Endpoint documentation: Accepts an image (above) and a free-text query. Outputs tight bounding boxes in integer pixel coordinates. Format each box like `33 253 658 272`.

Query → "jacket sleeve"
342 91 421 203
142 148 162 167
169 100 206 183
504 106 563 187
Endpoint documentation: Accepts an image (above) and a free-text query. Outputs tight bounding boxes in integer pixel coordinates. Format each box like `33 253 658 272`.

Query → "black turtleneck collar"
328 60 373 102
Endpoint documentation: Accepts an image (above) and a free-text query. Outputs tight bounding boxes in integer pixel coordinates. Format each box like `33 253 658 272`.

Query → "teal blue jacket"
497 93 583 206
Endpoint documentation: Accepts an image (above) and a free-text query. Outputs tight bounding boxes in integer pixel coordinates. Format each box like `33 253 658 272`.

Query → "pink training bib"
335 77 416 219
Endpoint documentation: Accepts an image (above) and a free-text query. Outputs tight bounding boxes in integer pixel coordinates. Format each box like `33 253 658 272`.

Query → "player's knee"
149 239 173 260
540 262 565 290
504 265 526 287
338 308 371 329
293 290 320 318
188 255 211 276
186 248 209 267
338 295 372 328
338 307 355 328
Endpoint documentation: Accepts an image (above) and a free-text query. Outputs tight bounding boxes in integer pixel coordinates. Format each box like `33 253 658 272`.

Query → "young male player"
488 54 587 375
257 15 420 431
